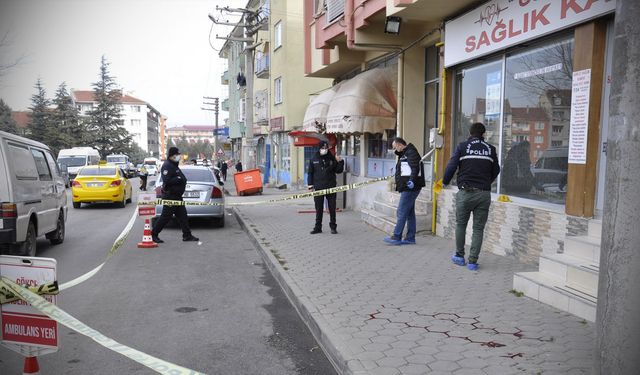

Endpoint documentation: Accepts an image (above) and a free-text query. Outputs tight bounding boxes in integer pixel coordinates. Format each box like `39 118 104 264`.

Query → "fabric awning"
325 65 398 134
302 84 342 131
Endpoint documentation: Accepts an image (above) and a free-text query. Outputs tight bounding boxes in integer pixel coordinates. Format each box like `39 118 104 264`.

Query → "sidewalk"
224 175 595 375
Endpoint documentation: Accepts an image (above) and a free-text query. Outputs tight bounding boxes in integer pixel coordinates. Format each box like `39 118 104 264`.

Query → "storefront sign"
568 69 591 164
444 0 616 67
270 116 284 132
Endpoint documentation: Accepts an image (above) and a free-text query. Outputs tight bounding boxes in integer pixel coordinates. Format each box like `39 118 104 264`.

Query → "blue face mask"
320 149 328 156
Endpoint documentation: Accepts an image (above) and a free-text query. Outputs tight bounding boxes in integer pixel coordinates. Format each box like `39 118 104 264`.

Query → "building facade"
71 90 162 157
302 0 617 321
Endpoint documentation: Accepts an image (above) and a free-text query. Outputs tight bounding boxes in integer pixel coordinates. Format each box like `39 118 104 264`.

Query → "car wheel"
213 215 225 228
47 211 65 245
73 202 81 209
126 190 132 204
15 221 37 257
117 196 126 208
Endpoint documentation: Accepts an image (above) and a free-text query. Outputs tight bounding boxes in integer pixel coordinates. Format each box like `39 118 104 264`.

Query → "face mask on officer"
171 155 181 162
320 148 328 156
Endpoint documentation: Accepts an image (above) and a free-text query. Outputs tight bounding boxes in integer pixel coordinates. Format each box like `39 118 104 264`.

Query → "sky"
0 0 246 127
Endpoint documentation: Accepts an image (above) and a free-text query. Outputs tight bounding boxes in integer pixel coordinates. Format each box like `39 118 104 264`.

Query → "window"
274 21 282 49
31 149 52 181
274 77 283 104
424 45 440 154
454 36 574 205
131 119 141 127
131 105 141 112
8 143 38 180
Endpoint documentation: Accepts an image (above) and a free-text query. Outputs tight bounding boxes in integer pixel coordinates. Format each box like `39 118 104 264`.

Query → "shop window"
453 36 574 205
366 131 396 178
502 37 573 204
279 133 290 171
424 45 440 154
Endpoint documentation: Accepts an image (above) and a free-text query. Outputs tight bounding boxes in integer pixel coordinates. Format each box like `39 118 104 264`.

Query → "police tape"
58 207 138 291
0 277 206 375
0 280 58 305
141 175 393 207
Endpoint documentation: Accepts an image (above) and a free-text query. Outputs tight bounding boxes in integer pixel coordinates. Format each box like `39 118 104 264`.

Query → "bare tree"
0 30 25 81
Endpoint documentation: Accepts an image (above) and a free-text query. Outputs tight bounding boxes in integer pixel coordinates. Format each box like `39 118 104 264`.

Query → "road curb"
232 207 365 375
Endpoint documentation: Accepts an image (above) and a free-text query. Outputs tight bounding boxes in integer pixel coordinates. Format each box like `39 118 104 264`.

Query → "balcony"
221 98 229 112
255 54 269 79
221 70 229 85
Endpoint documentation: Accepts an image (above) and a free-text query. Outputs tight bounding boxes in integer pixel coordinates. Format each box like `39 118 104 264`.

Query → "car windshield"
78 167 117 176
144 161 156 165
107 156 126 163
58 157 87 167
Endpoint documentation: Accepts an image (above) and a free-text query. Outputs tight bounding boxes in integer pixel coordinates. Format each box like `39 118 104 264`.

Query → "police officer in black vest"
443 123 500 270
308 141 344 234
152 147 199 244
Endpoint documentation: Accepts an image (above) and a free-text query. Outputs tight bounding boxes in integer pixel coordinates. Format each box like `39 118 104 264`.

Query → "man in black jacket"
152 147 199 243
384 137 426 245
443 122 500 270
308 141 344 234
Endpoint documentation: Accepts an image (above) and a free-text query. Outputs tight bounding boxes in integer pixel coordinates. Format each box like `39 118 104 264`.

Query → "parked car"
532 147 569 191
146 164 158 176
152 165 225 227
71 163 133 208
0 131 68 256
58 162 71 188
106 154 137 177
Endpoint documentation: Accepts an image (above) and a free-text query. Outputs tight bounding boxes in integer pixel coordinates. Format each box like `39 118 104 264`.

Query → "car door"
45 151 67 215
30 148 57 234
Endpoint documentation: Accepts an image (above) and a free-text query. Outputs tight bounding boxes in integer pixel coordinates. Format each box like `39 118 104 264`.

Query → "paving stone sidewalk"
225 177 595 375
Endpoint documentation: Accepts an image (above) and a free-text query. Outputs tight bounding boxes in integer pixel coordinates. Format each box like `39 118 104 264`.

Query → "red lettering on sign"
2 314 57 347
465 36 476 52
519 0 531 6
508 19 522 38
477 31 490 49
562 0 584 19
531 3 551 30
492 21 507 43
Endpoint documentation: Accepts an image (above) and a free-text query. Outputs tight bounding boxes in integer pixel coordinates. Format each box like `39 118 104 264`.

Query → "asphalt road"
0 181 336 375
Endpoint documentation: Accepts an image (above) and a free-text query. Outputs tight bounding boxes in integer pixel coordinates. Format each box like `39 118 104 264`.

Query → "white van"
0 131 68 256
58 147 101 180
143 157 160 176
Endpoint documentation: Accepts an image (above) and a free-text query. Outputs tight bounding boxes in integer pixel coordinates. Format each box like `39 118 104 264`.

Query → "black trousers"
314 193 337 230
140 176 147 190
152 204 192 237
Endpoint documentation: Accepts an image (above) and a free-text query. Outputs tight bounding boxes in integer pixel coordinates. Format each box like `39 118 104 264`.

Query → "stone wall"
436 189 589 265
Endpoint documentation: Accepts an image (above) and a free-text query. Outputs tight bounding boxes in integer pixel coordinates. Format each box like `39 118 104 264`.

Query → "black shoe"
310 228 322 234
152 235 164 244
183 235 199 242
330 228 338 234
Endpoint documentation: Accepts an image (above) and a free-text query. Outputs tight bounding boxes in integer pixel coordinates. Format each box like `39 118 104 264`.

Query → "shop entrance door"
596 21 614 217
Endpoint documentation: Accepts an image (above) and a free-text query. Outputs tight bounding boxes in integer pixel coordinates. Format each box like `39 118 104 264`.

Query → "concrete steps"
362 190 432 235
513 219 601 322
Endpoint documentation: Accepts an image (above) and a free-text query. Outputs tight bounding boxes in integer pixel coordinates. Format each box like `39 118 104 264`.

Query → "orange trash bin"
234 168 263 196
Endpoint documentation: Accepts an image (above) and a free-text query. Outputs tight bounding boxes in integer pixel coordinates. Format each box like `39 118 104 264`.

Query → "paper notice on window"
568 69 591 164
400 161 411 176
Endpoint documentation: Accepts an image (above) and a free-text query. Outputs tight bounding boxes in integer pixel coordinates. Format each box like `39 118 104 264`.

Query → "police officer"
152 147 199 243
308 140 344 234
443 122 500 270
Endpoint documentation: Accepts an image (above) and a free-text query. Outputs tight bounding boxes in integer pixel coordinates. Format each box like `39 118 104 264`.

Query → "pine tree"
87 56 131 158
51 82 83 152
0 99 19 134
28 78 50 143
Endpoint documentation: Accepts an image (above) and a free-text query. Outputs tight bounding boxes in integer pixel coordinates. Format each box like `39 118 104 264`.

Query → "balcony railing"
255 55 269 79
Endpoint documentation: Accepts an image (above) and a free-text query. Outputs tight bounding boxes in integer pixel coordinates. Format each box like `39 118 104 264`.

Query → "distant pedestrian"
443 122 500 271
139 165 148 191
220 160 228 181
308 140 344 234
152 147 200 244
191 158 198 165
383 137 426 246
235 160 243 172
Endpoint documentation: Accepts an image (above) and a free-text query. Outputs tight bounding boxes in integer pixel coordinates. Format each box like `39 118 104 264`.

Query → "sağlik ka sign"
444 0 616 67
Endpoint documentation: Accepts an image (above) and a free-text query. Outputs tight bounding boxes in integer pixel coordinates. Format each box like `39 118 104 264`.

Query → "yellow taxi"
71 162 133 208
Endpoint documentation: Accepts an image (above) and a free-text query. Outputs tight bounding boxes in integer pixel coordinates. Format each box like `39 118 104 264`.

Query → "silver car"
152 165 225 227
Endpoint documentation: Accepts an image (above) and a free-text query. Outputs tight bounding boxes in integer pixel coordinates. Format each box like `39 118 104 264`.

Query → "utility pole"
595 1 640 374
201 96 219 161
210 6 265 170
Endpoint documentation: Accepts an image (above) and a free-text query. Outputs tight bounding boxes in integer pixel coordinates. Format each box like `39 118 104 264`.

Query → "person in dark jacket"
443 122 500 270
151 147 199 243
308 140 344 234
383 137 426 245
235 160 243 172
220 160 228 181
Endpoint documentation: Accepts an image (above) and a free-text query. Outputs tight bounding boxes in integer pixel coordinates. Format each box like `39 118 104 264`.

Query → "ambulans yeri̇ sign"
1 255 58 356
